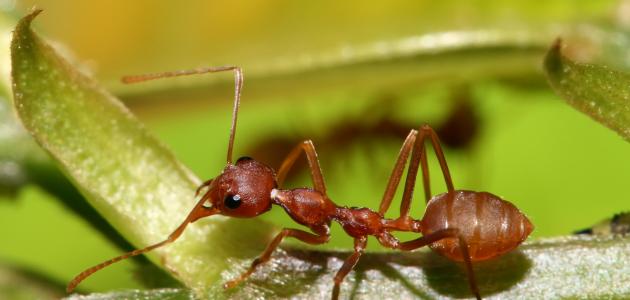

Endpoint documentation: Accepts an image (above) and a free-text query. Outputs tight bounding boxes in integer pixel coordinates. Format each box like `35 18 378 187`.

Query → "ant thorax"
332 206 385 238
271 188 336 235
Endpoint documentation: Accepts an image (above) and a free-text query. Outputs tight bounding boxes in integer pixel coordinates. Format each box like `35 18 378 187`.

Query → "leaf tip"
11 9 44 69
13 8 42 35
550 37 562 54
543 38 564 79
27 7 44 20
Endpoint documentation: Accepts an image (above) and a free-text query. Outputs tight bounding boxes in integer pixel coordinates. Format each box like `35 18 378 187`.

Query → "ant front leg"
194 179 213 197
224 226 330 289
332 236 367 300
398 124 455 218
398 228 481 300
276 140 327 194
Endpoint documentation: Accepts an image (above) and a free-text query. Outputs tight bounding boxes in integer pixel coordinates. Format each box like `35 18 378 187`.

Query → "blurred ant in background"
248 88 481 184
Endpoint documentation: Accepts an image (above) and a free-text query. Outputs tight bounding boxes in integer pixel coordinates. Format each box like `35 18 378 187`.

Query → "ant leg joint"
420 123 433 130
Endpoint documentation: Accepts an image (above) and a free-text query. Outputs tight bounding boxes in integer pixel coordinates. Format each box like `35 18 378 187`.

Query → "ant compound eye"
224 194 242 209
236 156 253 163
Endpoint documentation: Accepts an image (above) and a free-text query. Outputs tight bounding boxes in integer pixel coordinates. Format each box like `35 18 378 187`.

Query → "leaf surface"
63 236 630 299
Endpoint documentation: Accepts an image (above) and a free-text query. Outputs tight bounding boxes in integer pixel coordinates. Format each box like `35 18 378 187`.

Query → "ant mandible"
67 66 533 300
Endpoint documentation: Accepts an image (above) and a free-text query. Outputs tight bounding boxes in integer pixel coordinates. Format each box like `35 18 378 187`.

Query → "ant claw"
195 179 213 197
223 280 239 289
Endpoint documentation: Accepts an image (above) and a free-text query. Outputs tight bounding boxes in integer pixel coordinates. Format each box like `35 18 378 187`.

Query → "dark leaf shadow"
26 163 178 288
421 250 531 298
225 247 531 299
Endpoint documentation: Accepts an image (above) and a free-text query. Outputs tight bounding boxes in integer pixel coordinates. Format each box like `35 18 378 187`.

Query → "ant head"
202 157 276 218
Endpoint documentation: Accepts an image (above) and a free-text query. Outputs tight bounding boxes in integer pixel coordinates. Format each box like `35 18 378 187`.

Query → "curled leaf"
544 38 630 140
11 10 274 294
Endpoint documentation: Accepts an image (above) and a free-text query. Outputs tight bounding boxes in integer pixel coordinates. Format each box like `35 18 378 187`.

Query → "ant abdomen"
422 190 533 262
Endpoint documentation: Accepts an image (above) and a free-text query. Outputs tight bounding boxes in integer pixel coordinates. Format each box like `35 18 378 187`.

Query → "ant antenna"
66 195 218 293
122 66 243 164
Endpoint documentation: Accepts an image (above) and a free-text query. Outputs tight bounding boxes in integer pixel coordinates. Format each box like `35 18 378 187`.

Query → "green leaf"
0 10 47 195
1 9 141 257
120 28 553 110
11 9 274 295
80 1 615 85
212 236 630 299
108 3 618 111
544 37 630 140
11 8 630 300
63 288 193 300
62 236 630 299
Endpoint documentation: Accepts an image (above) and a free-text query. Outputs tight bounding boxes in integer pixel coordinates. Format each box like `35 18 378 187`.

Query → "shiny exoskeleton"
67 67 533 300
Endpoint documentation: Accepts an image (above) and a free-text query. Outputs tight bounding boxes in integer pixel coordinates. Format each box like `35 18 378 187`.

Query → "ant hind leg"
417 124 455 195
398 124 455 219
398 228 481 300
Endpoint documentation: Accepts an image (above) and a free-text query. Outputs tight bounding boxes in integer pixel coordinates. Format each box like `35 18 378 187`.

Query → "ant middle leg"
332 236 367 300
398 228 481 300
378 129 417 215
276 140 327 194
223 226 330 289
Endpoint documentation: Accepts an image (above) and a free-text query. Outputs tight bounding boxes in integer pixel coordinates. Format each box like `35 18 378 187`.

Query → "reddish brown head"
202 157 277 218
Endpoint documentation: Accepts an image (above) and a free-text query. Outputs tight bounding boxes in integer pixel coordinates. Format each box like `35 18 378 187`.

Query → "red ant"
67 66 533 300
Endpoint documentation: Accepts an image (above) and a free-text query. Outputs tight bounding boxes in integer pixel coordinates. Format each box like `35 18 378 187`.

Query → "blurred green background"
2 0 630 298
